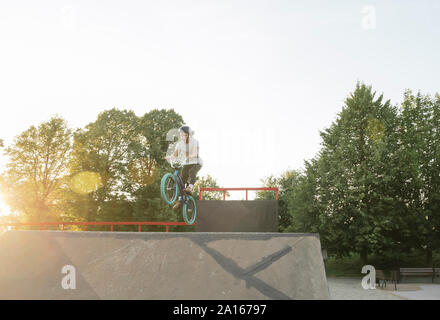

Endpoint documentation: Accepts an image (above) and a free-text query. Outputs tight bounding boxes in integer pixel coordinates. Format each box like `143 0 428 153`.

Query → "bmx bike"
160 160 197 225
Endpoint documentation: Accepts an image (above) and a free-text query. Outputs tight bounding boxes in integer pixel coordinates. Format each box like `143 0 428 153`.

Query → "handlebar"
167 157 185 168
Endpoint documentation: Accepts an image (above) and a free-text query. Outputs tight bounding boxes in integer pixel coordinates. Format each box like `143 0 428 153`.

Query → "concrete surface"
327 277 440 300
0 231 329 300
391 284 440 300
327 277 405 300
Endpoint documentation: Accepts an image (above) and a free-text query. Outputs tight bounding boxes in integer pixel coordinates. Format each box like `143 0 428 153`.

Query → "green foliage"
306 83 399 261
285 159 322 235
0 116 72 222
258 170 301 232
2 81 439 251
131 109 185 225
194 174 227 200
64 108 189 226
67 108 141 221
325 250 440 278
0 107 193 231
394 91 440 263
139 108 184 166
280 83 440 265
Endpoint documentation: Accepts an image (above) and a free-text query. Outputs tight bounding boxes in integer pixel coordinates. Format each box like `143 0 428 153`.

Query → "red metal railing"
199 187 279 201
0 221 191 233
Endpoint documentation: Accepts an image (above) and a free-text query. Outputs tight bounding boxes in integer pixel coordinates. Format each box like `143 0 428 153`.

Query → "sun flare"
0 197 12 217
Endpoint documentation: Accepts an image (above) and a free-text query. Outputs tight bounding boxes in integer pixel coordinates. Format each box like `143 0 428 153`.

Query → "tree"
0 116 72 222
127 108 184 196
258 169 301 232
193 174 228 200
67 108 141 222
285 159 324 236
130 109 186 225
139 109 185 164
395 91 440 265
300 83 399 264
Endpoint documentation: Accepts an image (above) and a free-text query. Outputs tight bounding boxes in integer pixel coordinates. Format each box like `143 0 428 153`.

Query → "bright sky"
0 1 439 213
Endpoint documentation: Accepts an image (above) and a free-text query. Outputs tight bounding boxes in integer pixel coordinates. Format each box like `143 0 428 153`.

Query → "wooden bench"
399 268 438 283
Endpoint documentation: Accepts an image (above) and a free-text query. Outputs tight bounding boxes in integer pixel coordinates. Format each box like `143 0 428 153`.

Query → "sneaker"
173 201 183 210
184 186 193 196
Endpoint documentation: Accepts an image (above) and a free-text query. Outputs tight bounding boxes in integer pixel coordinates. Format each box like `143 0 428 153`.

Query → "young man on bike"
165 126 203 210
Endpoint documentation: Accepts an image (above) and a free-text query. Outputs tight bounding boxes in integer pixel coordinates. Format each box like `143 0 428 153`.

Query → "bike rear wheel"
160 173 178 205
183 195 197 225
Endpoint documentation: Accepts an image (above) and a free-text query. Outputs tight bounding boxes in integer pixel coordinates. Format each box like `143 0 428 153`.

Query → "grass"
325 250 440 278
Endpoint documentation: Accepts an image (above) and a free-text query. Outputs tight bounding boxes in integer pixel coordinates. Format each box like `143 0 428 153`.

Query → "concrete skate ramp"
0 231 329 299
196 200 278 232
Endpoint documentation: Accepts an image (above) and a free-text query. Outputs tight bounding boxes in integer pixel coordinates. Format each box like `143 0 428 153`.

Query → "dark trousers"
181 164 202 186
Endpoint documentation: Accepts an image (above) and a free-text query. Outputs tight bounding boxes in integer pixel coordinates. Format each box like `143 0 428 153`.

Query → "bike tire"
183 195 197 225
160 173 178 205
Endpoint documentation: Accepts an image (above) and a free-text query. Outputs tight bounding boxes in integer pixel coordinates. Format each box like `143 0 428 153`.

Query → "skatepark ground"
0 230 330 300
327 277 440 300
1 230 439 300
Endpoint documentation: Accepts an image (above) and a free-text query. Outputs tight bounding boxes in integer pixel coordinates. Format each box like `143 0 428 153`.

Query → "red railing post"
199 187 278 201
138 225 141 232
166 225 169 232
61 224 64 231
84 224 87 231
111 224 113 232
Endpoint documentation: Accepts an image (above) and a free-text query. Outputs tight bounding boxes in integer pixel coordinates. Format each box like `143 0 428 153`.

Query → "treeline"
259 83 440 265
0 108 221 230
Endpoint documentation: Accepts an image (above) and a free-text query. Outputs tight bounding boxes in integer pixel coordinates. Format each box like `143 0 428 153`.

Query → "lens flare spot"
70 171 103 194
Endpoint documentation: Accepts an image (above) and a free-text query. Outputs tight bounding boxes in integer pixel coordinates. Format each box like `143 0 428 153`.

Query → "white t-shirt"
174 137 203 166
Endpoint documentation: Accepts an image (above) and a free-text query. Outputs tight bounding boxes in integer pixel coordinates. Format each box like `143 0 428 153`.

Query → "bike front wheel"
183 195 197 225
160 173 178 205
